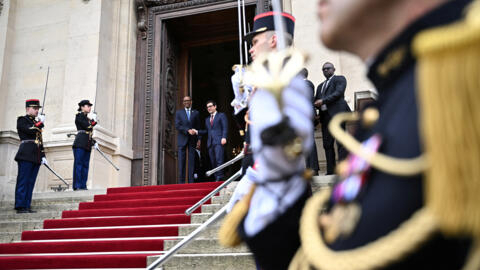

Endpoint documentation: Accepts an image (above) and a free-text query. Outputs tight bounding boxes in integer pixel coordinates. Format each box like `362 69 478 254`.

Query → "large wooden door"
133 0 260 187
157 23 179 185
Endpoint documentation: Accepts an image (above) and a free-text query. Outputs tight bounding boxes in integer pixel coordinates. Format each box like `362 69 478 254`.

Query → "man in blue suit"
175 96 201 184
196 100 228 181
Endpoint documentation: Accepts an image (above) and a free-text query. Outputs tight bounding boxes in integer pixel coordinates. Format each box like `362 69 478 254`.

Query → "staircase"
0 181 248 269
0 177 333 269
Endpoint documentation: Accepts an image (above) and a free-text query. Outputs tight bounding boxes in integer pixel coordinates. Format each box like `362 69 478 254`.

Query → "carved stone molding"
0 0 4 16
149 0 231 13
146 0 191 5
136 0 148 39
140 0 258 185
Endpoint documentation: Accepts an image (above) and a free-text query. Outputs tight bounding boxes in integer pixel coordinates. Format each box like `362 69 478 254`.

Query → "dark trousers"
305 131 320 174
321 111 347 174
15 161 40 209
208 144 225 180
241 153 254 176
178 143 196 184
73 148 91 190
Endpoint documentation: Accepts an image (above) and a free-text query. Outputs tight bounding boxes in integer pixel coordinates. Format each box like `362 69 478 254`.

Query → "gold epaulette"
413 0 480 239
297 2 480 270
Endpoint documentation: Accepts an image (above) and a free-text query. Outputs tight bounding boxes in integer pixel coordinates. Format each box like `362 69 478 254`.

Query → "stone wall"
0 0 136 199
288 0 376 169
0 0 375 199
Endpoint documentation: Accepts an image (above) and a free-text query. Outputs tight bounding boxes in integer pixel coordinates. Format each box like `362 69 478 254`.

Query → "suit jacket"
73 112 97 151
175 108 201 147
15 115 45 164
198 112 228 147
315 75 351 119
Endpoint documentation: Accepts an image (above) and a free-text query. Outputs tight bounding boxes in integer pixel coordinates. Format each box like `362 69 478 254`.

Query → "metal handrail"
206 152 244 176
185 169 243 216
146 205 228 270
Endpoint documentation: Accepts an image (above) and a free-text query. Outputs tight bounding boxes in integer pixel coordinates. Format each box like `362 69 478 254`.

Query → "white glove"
41 157 48 165
91 113 98 122
94 142 99 150
38 114 46 123
231 67 249 115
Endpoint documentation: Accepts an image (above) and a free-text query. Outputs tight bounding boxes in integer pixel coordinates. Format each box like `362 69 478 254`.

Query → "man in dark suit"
196 100 228 181
175 96 201 184
301 68 320 176
314 62 350 174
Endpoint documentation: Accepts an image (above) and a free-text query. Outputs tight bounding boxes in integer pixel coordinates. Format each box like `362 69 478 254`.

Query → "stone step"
164 238 249 254
311 175 336 192
0 197 92 209
0 232 22 243
32 189 106 199
0 220 45 233
148 253 256 270
211 194 230 204
191 213 214 224
0 211 61 221
0 202 79 213
201 204 223 214
178 224 221 238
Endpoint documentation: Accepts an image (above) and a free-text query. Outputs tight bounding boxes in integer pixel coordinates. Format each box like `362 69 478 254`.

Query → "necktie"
321 78 330 96
210 115 214 127
187 109 190 121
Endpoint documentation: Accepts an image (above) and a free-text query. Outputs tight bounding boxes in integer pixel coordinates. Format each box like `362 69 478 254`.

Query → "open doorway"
190 42 244 181
165 6 256 182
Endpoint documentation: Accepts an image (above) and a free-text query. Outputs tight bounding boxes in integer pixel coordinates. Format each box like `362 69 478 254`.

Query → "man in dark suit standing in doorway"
314 62 351 175
196 100 228 181
175 96 201 184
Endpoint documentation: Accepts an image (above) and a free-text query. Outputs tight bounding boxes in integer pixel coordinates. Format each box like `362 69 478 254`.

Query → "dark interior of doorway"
166 6 256 182
191 41 244 181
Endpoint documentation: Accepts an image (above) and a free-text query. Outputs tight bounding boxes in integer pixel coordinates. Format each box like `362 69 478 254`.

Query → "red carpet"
0 181 223 269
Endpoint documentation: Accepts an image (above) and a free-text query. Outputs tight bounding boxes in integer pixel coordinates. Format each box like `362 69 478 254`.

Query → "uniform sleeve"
323 76 347 105
17 117 41 135
75 113 92 130
243 76 312 236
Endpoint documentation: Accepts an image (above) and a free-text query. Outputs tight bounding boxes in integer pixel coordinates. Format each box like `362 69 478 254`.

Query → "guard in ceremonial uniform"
72 100 97 190
219 10 315 267
220 0 480 269
14 99 46 214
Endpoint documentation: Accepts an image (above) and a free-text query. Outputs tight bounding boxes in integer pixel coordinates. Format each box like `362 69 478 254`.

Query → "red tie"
210 115 214 127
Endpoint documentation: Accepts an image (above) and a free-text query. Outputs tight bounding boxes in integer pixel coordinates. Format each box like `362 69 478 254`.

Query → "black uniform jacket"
15 115 45 164
240 1 472 269
73 112 97 151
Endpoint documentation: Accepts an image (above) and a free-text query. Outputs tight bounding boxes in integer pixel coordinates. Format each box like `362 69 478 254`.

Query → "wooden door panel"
158 23 179 185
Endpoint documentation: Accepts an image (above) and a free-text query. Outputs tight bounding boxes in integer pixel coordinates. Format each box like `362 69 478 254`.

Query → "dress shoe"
27 209 37 213
16 208 29 214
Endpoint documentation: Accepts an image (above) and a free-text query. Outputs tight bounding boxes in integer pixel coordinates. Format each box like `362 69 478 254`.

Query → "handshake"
188 129 198 135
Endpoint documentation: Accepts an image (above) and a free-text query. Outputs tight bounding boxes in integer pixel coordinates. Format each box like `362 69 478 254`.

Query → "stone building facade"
0 0 373 200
